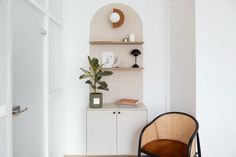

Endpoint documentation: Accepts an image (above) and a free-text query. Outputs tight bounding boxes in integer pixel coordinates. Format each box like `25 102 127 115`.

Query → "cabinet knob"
118 111 120 114
113 112 115 114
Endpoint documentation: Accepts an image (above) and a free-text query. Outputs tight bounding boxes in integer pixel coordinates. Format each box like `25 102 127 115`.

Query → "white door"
12 0 46 156
117 111 147 155
87 110 117 154
0 0 11 156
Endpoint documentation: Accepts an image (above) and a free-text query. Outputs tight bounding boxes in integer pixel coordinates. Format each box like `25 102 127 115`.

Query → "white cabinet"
117 111 147 154
87 103 147 155
87 110 117 154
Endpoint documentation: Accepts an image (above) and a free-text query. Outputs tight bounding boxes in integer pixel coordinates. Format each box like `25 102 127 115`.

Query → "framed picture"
102 52 114 68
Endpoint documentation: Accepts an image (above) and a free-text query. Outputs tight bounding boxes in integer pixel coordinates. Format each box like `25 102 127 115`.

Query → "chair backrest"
151 112 198 144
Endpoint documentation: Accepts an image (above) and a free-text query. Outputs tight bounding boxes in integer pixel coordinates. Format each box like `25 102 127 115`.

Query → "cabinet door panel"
117 111 147 154
87 111 116 154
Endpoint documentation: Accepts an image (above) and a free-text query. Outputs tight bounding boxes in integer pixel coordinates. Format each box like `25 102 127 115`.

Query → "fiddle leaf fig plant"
79 56 113 93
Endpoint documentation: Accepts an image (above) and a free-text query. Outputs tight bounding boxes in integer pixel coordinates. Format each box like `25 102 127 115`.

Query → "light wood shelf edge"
90 41 144 45
102 67 144 71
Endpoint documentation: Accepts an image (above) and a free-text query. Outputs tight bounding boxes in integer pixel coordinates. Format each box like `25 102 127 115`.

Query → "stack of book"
117 99 139 108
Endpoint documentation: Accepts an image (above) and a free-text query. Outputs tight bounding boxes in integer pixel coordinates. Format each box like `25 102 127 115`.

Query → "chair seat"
141 139 188 157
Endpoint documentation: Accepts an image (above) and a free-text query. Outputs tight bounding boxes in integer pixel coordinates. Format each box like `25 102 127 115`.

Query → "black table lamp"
130 49 141 68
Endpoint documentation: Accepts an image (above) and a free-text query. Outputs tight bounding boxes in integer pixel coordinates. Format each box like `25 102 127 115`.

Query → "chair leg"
138 148 141 157
197 133 202 157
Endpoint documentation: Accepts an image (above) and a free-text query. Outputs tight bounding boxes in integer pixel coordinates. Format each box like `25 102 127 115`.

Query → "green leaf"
100 71 113 76
95 76 102 82
85 80 93 85
80 68 91 74
94 64 103 73
97 81 108 89
79 67 93 80
88 56 101 72
97 86 109 91
79 74 91 79
91 58 99 66
88 56 93 66
95 71 102 81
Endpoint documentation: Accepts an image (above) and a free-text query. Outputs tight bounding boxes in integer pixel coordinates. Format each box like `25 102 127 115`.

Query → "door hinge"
40 28 47 35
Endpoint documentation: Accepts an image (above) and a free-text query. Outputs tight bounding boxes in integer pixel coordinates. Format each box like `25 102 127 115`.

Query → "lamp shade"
109 12 120 23
131 49 141 56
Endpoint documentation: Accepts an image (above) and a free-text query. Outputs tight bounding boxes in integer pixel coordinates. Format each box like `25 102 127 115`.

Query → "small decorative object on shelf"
123 38 128 42
102 52 114 68
112 57 120 68
79 56 113 108
131 49 141 68
117 98 139 108
129 33 135 42
109 8 125 28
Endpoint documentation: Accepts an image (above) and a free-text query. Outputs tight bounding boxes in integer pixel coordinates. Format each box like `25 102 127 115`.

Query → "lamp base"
132 64 139 68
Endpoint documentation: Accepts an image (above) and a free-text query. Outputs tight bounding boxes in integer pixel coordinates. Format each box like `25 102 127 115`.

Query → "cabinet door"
87 111 117 154
117 111 147 155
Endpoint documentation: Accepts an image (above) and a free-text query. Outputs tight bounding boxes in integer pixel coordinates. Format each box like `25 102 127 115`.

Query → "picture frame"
102 52 114 68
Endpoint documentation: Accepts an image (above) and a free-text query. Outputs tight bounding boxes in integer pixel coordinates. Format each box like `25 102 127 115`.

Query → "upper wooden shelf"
90 41 144 45
102 67 144 71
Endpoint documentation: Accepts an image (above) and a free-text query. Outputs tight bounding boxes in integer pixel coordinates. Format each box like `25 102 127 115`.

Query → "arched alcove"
90 3 143 41
89 3 144 103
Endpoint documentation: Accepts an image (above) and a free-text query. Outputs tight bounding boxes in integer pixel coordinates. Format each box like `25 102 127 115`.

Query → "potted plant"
79 56 113 108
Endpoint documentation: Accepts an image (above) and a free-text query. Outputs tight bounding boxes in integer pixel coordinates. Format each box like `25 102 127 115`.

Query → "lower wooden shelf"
102 67 144 71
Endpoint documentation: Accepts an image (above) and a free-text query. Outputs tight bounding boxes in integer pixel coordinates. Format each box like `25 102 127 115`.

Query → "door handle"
12 105 28 116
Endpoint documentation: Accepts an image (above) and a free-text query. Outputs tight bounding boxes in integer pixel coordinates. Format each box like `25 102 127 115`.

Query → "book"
117 99 139 106
118 104 138 108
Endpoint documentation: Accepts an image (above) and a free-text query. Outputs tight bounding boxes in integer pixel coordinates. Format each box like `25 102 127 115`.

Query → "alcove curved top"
90 3 143 42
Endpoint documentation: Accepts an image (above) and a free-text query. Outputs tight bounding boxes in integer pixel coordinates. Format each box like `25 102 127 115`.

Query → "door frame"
6 0 12 157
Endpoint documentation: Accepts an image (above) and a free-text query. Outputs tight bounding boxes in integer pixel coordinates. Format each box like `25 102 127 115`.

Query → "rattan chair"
138 112 201 157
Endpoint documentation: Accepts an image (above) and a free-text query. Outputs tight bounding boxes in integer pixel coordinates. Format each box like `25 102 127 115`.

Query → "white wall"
196 0 236 156
169 0 196 116
63 0 168 154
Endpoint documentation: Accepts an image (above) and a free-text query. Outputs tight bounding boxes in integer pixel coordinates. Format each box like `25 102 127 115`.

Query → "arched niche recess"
89 3 144 103
90 3 143 41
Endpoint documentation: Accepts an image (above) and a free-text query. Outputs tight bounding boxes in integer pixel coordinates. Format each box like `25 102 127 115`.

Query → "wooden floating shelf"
90 41 144 45
102 67 144 71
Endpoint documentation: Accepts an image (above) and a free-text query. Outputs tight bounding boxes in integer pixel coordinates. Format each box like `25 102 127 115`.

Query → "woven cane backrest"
141 113 197 147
